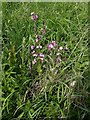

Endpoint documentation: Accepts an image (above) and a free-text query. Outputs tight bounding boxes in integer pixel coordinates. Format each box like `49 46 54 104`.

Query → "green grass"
2 2 90 120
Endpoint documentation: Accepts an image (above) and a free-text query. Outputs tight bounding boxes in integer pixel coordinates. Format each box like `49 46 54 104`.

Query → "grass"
2 2 90 120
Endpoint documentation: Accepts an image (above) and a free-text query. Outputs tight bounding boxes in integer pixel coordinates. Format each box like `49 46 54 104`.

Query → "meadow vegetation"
2 2 90 120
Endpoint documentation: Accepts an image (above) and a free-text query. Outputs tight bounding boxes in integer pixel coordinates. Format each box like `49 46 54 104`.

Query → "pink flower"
47 41 57 50
48 44 53 50
31 51 35 54
35 35 41 42
33 54 38 57
31 45 35 50
32 59 37 64
39 53 44 58
51 41 57 46
31 12 38 21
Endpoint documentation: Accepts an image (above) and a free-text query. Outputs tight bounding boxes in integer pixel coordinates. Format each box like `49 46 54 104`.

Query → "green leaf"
37 64 42 74
18 112 24 119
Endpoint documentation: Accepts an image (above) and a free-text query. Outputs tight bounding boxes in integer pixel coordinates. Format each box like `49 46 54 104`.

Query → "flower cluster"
47 41 57 50
30 12 46 66
47 40 68 64
29 12 68 69
31 45 35 50
31 12 38 21
31 44 45 64
36 35 41 43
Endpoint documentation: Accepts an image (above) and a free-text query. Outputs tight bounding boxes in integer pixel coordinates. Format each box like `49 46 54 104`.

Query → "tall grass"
2 2 90 120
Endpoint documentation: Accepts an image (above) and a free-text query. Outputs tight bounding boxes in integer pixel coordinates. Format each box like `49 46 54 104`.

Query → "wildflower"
36 45 42 49
70 81 76 87
31 45 35 50
48 44 53 50
58 46 63 51
36 38 39 42
39 57 44 63
31 12 34 16
32 59 37 64
48 41 57 50
39 53 44 58
31 12 38 21
36 35 38 38
31 15 38 21
50 52 52 56
51 41 57 47
31 51 35 54
39 46 42 49
35 35 41 42
36 46 39 49
56 53 60 56
33 54 38 57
